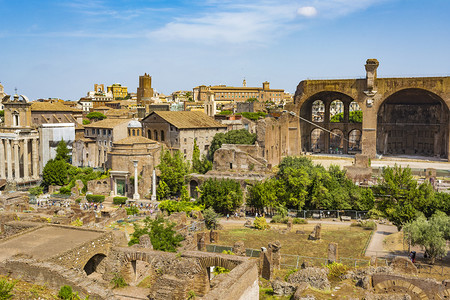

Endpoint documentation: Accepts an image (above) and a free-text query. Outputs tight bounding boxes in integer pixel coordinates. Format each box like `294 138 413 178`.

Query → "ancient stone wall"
0 259 116 300
213 144 267 172
87 179 111 195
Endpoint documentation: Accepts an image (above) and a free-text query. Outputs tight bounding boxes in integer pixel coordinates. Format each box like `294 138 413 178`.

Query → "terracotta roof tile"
84 118 131 129
31 102 82 112
145 111 226 129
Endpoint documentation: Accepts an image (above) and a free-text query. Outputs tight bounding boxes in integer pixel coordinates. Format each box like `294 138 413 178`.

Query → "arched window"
161 130 165 141
348 129 362 151
330 100 344 122
132 129 136 136
311 129 325 152
148 130 151 139
311 100 324 122
349 101 362 123
330 129 344 153
154 130 158 141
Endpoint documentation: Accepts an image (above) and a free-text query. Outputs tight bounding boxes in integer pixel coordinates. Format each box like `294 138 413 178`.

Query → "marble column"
23 139 29 180
151 169 157 201
6 140 12 180
13 140 20 180
0 140 5 179
32 138 39 179
133 160 139 200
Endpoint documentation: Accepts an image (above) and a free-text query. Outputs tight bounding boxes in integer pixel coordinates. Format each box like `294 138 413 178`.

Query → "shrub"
293 218 308 224
111 273 127 289
351 220 377 230
212 266 230 275
270 215 289 224
113 197 127 205
0 278 15 300
187 290 196 300
158 200 203 215
326 262 348 281
222 250 235 255
58 285 73 300
203 207 221 230
59 186 72 195
29 186 43 196
75 198 81 203
86 194 105 203
126 206 139 215
71 218 83 227
253 216 270 230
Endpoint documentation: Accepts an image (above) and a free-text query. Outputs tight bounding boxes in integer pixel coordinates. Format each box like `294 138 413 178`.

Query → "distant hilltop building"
107 83 128 99
193 80 286 105
78 84 114 112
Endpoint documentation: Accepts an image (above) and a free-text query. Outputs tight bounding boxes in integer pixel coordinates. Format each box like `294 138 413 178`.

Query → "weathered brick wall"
0 259 116 300
46 227 115 270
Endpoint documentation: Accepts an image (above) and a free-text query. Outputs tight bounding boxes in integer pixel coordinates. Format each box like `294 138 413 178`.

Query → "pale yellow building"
107 83 128 99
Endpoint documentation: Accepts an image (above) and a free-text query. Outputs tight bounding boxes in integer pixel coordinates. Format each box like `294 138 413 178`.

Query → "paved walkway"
364 223 398 258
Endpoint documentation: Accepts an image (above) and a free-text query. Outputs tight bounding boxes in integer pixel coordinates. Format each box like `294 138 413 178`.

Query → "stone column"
13 140 20 180
0 140 5 179
151 169 157 201
6 140 12 180
32 138 39 179
133 160 139 200
23 139 29 180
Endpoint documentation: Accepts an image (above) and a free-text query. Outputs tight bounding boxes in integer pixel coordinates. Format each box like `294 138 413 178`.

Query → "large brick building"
141 111 227 159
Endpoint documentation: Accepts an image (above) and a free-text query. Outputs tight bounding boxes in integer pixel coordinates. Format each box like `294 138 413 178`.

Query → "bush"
351 220 377 230
293 218 308 224
253 216 269 230
29 186 43 196
203 207 221 230
0 278 15 300
58 285 73 300
326 262 348 281
113 197 127 205
212 266 230 275
270 214 289 224
86 194 105 203
71 218 83 227
126 206 139 215
158 200 203 215
59 186 72 195
111 273 127 289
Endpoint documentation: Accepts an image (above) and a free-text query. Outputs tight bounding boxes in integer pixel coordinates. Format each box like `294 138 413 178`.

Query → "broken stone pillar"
286 219 293 232
197 232 207 251
260 248 272 280
308 223 321 240
209 230 219 244
370 256 377 267
139 234 153 249
233 240 246 256
327 242 338 264
268 241 281 270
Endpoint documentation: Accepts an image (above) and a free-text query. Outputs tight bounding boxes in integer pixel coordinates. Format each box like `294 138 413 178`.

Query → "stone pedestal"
233 241 246 256
327 242 338 264
308 223 321 240
268 241 281 270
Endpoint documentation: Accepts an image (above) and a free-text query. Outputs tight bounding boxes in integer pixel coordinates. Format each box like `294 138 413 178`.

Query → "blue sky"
0 0 449 100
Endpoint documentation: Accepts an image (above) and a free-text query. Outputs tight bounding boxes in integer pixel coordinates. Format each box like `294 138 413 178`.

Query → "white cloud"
150 0 391 45
297 6 318 17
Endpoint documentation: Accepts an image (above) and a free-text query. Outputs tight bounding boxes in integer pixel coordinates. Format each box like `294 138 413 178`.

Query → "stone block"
138 234 153 249
391 256 417 275
233 240 246 256
308 224 321 240
268 241 281 270
196 232 207 251
209 230 219 244
327 242 338 264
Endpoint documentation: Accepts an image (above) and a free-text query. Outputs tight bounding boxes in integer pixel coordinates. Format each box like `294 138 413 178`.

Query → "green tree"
330 111 362 123
247 178 279 211
86 111 106 121
208 129 257 161
42 159 68 187
404 212 450 264
156 180 170 200
82 119 91 125
374 165 434 229
203 207 221 230
128 216 184 252
246 97 258 102
198 178 243 214
157 149 190 197
55 139 70 162
192 139 212 174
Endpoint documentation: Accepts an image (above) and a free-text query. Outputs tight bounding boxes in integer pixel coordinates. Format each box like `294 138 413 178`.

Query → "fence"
245 208 369 219
206 244 261 258
415 262 450 277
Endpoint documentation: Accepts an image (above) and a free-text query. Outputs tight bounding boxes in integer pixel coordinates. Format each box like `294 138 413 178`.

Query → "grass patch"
219 224 372 258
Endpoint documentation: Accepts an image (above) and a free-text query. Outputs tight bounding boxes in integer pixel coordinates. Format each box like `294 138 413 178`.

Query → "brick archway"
374 279 428 300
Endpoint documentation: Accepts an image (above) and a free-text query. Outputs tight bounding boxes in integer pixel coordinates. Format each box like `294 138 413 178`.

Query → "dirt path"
364 223 398 258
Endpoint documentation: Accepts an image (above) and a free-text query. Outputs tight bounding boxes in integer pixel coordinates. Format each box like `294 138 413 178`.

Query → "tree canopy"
55 139 70 162
198 178 243 214
248 156 374 211
86 111 106 121
157 149 190 197
192 139 212 174
330 111 362 123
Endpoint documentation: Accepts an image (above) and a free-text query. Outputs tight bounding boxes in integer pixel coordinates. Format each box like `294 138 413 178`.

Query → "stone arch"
299 91 361 154
374 279 428 300
376 88 449 158
189 179 199 198
84 253 107 276
311 128 325 153
329 129 344 153
348 129 362 152
349 101 362 123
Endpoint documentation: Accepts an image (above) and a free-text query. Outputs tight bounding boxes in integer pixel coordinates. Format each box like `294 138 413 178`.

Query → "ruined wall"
213 144 267 172
87 179 111 195
0 259 116 300
46 227 117 270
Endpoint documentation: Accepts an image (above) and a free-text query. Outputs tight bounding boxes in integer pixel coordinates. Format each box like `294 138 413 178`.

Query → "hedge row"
113 196 128 205
86 194 105 203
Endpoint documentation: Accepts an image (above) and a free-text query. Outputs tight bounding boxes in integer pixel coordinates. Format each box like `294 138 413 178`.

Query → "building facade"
141 111 227 159
107 84 128 99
